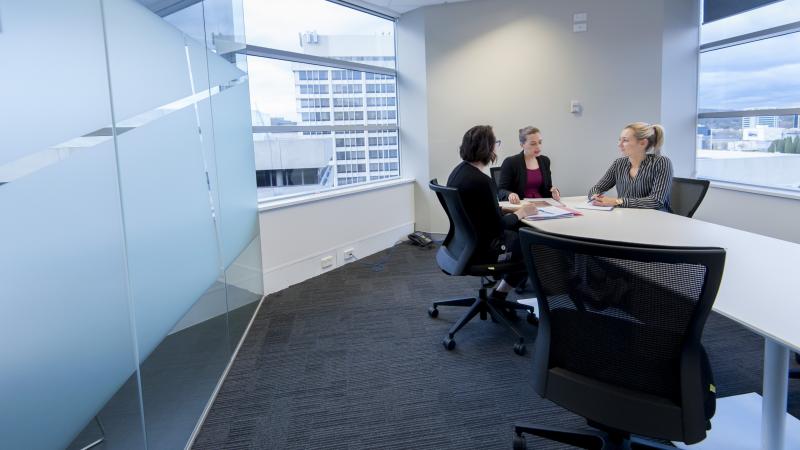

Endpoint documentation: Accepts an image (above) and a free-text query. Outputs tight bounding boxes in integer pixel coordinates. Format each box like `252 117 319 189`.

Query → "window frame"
696 17 800 197
245 1 400 204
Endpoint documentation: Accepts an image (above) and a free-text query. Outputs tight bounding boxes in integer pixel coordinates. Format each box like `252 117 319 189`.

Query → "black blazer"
497 152 554 200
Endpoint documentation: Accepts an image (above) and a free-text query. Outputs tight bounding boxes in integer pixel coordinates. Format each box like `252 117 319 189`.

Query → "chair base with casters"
513 422 677 450
428 278 537 355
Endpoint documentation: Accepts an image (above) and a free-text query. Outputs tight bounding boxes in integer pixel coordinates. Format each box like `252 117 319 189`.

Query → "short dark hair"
459 125 496 165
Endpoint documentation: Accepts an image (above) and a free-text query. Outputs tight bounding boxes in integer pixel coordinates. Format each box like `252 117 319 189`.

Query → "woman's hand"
515 202 538 219
550 187 561 202
508 193 521 204
592 195 619 207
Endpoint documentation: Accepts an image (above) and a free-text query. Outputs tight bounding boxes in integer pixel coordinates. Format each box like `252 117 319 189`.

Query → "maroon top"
524 168 543 198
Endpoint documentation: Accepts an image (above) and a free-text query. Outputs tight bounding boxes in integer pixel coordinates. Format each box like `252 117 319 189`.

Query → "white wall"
259 182 415 295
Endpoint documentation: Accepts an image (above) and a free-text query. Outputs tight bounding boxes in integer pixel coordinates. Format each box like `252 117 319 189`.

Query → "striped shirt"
588 154 673 211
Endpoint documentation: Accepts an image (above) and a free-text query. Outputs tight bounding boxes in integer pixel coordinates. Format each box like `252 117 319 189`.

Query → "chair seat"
545 368 684 442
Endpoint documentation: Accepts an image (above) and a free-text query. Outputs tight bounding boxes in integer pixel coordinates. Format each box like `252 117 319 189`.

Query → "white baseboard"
262 221 414 295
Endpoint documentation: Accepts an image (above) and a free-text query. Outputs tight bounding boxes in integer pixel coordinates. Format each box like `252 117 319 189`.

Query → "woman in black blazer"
497 126 560 203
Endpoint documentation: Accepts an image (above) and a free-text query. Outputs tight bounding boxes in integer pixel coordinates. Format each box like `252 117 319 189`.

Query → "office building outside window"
245 0 399 200
697 0 800 192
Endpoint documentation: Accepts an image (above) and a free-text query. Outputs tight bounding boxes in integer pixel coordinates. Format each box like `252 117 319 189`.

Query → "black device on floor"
408 231 433 247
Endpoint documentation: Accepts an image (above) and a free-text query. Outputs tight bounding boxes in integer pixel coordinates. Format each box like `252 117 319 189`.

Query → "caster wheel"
428 307 439 318
513 342 526 356
513 434 526 450
526 312 539 325
443 337 456 350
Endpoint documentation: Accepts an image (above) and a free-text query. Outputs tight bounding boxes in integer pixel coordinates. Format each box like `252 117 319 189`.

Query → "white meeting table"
511 196 800 450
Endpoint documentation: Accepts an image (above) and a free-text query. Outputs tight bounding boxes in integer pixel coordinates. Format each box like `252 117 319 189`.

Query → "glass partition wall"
0 1 263 449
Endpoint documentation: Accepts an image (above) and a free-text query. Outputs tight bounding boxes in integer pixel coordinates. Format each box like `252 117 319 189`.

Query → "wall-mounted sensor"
570 101 582 114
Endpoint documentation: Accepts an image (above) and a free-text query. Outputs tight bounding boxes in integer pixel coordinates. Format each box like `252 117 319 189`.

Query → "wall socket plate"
321 255 334 268
343 248 355 260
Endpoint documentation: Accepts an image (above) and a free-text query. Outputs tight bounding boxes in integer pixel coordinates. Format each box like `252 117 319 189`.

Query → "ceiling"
138 0 470 18
358 0 471 15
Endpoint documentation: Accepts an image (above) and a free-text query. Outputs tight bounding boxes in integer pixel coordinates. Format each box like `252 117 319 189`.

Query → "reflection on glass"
701 0 800 44
243 0 395 67
698 32 800 111
696 116 800 191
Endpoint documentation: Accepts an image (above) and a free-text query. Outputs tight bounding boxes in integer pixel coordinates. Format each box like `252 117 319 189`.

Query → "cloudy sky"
699 0 800 111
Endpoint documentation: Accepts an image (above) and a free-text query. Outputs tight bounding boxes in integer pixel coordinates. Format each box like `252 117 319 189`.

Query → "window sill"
707 180 800 201
258 178 414 212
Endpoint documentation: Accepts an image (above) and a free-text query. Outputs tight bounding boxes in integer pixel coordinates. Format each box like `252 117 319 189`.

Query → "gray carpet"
193 242 800 449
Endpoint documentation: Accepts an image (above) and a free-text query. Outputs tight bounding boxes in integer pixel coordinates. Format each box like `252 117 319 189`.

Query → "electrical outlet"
343 248 355 260
321 255 334 269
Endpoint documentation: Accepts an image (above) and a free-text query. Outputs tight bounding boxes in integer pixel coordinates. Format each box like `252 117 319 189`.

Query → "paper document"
501 198 563 210
528 206 573 217
575 203 614 211
524 205 578 221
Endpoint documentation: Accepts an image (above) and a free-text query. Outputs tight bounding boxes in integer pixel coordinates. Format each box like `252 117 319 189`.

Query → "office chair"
490 166 502 185
489 165 530 294
427 179 536 355
670 177 710 218
513 227 725 449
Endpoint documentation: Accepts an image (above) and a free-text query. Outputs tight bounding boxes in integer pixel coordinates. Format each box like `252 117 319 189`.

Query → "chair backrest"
429 179 479 276
519 227 725 444
489 166 502 186
671 177 709 218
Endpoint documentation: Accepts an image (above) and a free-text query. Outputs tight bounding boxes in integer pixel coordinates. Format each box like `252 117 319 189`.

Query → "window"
246 0 399 200
334 111 364 121
301 112 330 122
298 70 328 80
333 98 363 108
332 70 362 80
367 110 396 121
366 83 395 93
300 98 330 108
335 138 365 148
367 97 395 107
299 84 329 95
333 84 362 94
696 1 800 192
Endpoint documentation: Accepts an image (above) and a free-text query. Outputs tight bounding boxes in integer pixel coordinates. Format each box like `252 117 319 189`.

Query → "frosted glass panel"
0 0 115 166
102 0 194 122
114 108 221 359
1 1 262 448
0 143 142 449
211 83 260 268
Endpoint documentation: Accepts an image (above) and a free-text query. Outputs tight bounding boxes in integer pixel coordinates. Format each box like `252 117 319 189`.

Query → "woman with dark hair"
447 125 538 304
498 126 560 203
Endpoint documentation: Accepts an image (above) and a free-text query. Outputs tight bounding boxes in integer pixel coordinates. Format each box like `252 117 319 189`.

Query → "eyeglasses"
494 140 502 147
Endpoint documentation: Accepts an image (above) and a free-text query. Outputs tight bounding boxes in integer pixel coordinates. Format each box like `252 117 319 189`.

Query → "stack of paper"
525 205 578 221
575 203 614 211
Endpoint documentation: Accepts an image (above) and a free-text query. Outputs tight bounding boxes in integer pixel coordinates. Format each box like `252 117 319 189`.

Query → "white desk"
513 196 800 450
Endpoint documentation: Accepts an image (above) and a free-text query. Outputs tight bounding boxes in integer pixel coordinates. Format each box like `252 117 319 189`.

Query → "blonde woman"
589 122 673 211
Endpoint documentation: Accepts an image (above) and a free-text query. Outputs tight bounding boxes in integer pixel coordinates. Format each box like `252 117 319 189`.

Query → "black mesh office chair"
427 179 535 355
490 166 502 185
513 227 725 449
671 177 710 218
489 165 530 294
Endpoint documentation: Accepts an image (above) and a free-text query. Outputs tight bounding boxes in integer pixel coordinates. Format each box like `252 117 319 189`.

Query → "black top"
447 161 519 262
497 152 554 200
